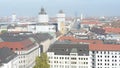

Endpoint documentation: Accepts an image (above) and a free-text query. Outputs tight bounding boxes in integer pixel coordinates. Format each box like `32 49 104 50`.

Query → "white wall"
38 15 49 23
14 43 40 68
57 13 65 31
47 52 90 68
27 24 56 33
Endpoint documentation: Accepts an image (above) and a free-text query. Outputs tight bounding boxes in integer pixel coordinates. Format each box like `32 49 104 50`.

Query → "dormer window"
10 48 13 50
16 48 18 50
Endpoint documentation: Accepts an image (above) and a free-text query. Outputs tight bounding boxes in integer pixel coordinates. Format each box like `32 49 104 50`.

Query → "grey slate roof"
0 47 17 63
71 48 77 53
59 10 64 14
0 33 53 43
48 41 89 56
39 8 47 14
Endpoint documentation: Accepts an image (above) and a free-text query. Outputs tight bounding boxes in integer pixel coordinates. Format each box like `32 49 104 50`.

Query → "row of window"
97 55 119 58
50 65 88 68
92 51 120 55
97 63 120 66
49 61 88 65
49 56 88 60
97 67 118 68
19 60 25 63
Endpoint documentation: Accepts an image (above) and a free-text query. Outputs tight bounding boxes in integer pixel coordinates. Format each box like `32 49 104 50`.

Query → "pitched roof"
58 36 120 51
0 33 53 43
104 27 120 33
48 43 89 56
0 39 35 51
0 47 17 63
59 36 102 44
81 21 101 25
89 44 120 51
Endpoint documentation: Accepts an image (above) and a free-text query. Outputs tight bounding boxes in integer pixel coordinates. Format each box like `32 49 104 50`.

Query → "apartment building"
0 47 18 68
47 41 91 68
0 38 40 68
47 40 120 68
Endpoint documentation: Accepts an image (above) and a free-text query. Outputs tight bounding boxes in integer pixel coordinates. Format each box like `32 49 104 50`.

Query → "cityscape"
0 0 120 68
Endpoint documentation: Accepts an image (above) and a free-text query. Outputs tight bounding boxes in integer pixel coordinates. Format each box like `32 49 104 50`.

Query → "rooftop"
0 47 17 63
58 36 120 51
0 38 35 51
104 27 120 34
89 44 120 51
48 43 89 56
39 8 47 15
0 32 53 43
81 21 101 25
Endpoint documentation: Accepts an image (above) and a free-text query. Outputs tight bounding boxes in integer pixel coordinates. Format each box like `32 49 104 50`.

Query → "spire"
39 7 47 14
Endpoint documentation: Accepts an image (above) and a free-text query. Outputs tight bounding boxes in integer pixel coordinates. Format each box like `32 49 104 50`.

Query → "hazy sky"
0 0 120 17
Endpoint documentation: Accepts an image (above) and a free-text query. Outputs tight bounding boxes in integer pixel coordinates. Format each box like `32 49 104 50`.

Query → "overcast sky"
0 0 120 17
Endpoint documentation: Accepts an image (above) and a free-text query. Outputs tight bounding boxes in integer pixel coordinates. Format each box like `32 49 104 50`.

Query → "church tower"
12 13 17 22
38 8 49 23
57 10 65 31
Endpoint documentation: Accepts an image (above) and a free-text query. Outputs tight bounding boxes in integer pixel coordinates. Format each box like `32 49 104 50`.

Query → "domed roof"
59 10 64 14
39 8 47 14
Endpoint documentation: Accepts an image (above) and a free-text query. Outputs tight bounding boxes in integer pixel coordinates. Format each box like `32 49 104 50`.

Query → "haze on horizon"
0 0 120 17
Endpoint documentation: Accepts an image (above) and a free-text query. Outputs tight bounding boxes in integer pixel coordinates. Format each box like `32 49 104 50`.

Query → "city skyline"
0 0 120 17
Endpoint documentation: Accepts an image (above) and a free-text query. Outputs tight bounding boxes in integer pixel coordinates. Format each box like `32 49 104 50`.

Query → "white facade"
0 56 18 68
90 51 120 68
12 14 17 22
38 14 49 23
47 49 120 68
47 52 90 68
27 24 56 33
8 27 28 32
14 42 40 68
80 14 83 21
57 12 65 31
0 43 40 68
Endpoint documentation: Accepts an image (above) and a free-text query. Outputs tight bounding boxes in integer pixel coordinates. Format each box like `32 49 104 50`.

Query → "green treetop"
34 53 50 68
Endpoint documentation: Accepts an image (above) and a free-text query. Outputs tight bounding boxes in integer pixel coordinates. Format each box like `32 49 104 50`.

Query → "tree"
34 53 50 68
1 30 7 34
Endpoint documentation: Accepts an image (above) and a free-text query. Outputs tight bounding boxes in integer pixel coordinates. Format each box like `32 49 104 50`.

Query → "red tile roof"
0 39 35 51
104 27 120 33
58 36 75 41
59 36 120 51
59 36 102 44
89 44 120 51
81 21 101 25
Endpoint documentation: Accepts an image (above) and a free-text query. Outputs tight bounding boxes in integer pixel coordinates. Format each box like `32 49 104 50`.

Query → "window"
105 63 106 65
10 48 13 50
71 62 77 64
16 48 18 50
86 62 88 64
104 51 106 54
71 57 76 60
60 57 62 59
98 55 99 57
112 56 114 58
92 51 95 54
96 51 98 53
